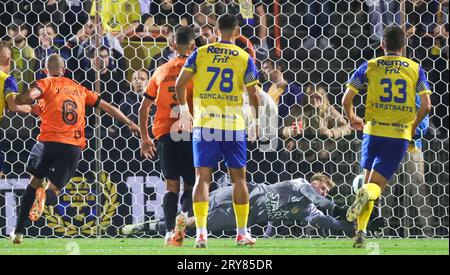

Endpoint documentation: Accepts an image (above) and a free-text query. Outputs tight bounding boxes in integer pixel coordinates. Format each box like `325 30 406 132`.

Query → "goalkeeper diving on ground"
118 173 386 245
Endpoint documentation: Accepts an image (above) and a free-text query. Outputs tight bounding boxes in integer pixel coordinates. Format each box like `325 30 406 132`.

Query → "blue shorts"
361 134 409 180
193 128 247 169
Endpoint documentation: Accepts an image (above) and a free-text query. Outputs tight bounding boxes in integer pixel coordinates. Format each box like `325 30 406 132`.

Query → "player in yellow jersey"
175 14 260 248
0 42 38 178
90 0 140 39
342 25 432 248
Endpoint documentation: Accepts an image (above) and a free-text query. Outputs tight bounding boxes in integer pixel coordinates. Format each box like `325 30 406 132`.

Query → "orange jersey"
145 56 193 140
33 77 100 148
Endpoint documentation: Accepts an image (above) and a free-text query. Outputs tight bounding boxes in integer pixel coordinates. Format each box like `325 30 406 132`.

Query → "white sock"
237 228 247 236
196 228 207 239
165 231 172 239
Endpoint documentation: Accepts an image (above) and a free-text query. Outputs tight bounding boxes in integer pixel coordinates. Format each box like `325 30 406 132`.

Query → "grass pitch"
0 237 448 255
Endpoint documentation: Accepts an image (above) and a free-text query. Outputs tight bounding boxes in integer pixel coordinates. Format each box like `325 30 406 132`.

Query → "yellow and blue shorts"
193 128 247 169
361 134 409 180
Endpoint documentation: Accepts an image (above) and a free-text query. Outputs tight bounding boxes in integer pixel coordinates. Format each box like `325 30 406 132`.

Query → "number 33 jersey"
183 41 259 131
32 77 100 148
346 55 432 141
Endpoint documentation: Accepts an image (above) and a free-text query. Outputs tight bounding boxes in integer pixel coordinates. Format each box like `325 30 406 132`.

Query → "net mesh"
0 0 448 238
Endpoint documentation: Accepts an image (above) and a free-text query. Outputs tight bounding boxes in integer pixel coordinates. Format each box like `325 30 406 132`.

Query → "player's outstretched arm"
9 87 42 115
342 88 364 131
138 97 157 159
5 94 37 114
14 87 41 105
97 99 140 137
308 212 355 237
175 70 194 132
300 184 336 212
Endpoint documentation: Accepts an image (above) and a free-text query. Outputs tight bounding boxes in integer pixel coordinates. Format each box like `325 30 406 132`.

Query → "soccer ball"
352 174 365 194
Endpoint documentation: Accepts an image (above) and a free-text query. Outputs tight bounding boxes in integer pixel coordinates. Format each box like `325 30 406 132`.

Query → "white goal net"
0 0 448 239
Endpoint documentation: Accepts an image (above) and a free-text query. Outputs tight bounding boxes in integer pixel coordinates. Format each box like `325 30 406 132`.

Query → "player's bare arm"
138 97 157 159
246 84 261 141
14 87 42 106
97 99 140 137
175 70 194 132
342 88 364 131
412 93 432 137
5 93 38 115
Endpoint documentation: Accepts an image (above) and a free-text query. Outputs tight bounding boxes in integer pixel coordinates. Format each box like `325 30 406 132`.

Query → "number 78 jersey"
32 77 100 149
183 42 259 131
346 55 431 141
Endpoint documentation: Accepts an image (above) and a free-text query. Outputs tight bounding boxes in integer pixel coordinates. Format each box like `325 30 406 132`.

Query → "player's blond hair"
0 41 11 63
310 173 336 190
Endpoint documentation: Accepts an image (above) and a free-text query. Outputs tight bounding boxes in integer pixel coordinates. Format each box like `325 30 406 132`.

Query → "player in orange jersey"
139 26 195 247
10 54 140 244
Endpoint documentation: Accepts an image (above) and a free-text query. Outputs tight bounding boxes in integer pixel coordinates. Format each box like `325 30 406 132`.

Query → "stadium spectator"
121 69 150 125
405 0 446 135
67 17 126 76
84 46 128 136
140 0 152 18
34 23 70 80
90 0 141 42
192 0 217 28
0 2 13 39
192 0 269 52
60 0 92 37
433 0 449 58
303 0 334 49
148 25 176 76
6 20 35 93
262 59 304 148
300 83 352 163
251 59 303 184
144 0 192 32
195 24 216 47
84 46 126 104
365 0 401 44
405 0 440 59
11 0 64 38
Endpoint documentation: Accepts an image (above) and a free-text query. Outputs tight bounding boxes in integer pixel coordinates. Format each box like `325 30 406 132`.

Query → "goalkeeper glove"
332 205 348 219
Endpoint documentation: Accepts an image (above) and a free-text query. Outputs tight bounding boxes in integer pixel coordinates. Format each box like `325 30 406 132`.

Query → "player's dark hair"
0 41 11 50
99 45 110 54
36 22 57 35
175 26 195 45
263 58 287 73
383 25 405 52
134 68 149 79
217 13 239 32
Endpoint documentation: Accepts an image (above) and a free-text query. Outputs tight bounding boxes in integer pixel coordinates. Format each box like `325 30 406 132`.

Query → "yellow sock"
366 183 381 200
356 183 381 232
233 203 249 229
193 201 209 229
357 200 374 232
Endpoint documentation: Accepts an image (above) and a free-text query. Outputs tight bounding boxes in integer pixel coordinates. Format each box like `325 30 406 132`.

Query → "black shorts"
27 141 82 190
156 133 195 186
